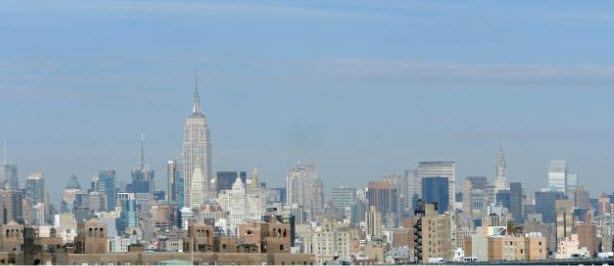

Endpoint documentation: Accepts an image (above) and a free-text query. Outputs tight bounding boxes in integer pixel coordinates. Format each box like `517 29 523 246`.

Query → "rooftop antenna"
3 137 6 165
192 72 202 114
195 71 199 94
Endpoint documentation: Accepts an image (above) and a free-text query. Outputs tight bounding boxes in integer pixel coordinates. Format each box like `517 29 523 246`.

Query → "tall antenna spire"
3 137 6 165
140 133 145 168
192 75 201 114
195 74 199 94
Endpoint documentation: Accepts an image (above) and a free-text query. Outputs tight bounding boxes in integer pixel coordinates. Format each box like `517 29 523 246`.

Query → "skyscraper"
24 173 45 205
182 79 212 206
495 190 511 209
63 174 82 212
128 134 154 194
167 160 177 202
116 192 138 234
0 140 18 190
535 191 564 224
573 186 590 210
509 182 524 223
566 171 578 194
548 160 567 194
286 162 323 223
166 160 183 206
127 134 155 214
365 206 382 240
555 199 574 243
0 189 23 223
96 170 117 211
598 193 611 217
418 162 455 212
462 180 473 214
421 177 449 214
403 169 419 215
331 187 357 214
494 146 509 191
367 177 400 226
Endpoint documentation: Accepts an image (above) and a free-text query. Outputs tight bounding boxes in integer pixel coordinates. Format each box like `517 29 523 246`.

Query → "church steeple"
192 77 201 114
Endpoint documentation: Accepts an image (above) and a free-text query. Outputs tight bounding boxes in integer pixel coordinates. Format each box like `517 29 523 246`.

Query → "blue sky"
2 0 614 202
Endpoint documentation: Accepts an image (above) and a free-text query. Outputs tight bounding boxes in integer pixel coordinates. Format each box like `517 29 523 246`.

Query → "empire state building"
182 79 212 208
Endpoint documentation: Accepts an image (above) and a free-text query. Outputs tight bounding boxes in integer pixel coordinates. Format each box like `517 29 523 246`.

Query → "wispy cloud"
292 58 614 84
2 57 614 97
3 0 430 24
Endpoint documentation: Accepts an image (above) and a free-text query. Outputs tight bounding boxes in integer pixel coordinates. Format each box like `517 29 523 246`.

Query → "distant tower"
128 134 154 194
566 171 578 194
0 138 19 190
417 162 455 212
182 78 212 206
167 160 182 205
128 134 155 215
494 146 509 191
24 173 45 205
286 163 323 223
251 168 260 188
548 160 567 194
95 170 117 212
63 174 82 211
365 206 382 240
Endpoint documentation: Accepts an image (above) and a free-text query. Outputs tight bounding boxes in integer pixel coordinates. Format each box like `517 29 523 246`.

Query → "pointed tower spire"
192 76 201 114
66 173 82 190
495 145 508 191
497 145 506 176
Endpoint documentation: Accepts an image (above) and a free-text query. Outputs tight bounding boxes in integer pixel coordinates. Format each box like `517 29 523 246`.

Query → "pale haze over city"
3 1 614 201
1 1 614 264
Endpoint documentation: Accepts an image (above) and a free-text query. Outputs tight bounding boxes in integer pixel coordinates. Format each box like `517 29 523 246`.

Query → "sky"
1 0 614 203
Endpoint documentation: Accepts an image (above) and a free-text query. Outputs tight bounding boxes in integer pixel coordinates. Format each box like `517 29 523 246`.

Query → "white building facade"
182 81 213 206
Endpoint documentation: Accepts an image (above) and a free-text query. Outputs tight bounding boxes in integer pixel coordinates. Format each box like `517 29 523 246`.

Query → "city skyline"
2 1 614 263
2 85 612 203
2 1 614 204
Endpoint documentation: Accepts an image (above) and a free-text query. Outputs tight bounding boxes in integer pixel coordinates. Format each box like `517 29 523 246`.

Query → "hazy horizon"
2 0 614 203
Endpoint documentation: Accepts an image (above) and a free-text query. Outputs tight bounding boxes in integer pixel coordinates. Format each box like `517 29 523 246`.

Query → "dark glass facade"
98 170 117 211
510 182 523 223
496 190 511 209
216 171 246 193
535 191 566 223
421 177 449 214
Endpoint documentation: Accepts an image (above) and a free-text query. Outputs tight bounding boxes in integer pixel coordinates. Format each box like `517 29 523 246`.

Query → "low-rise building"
299 220 357 263
420 204 452 262
487 233 546 262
